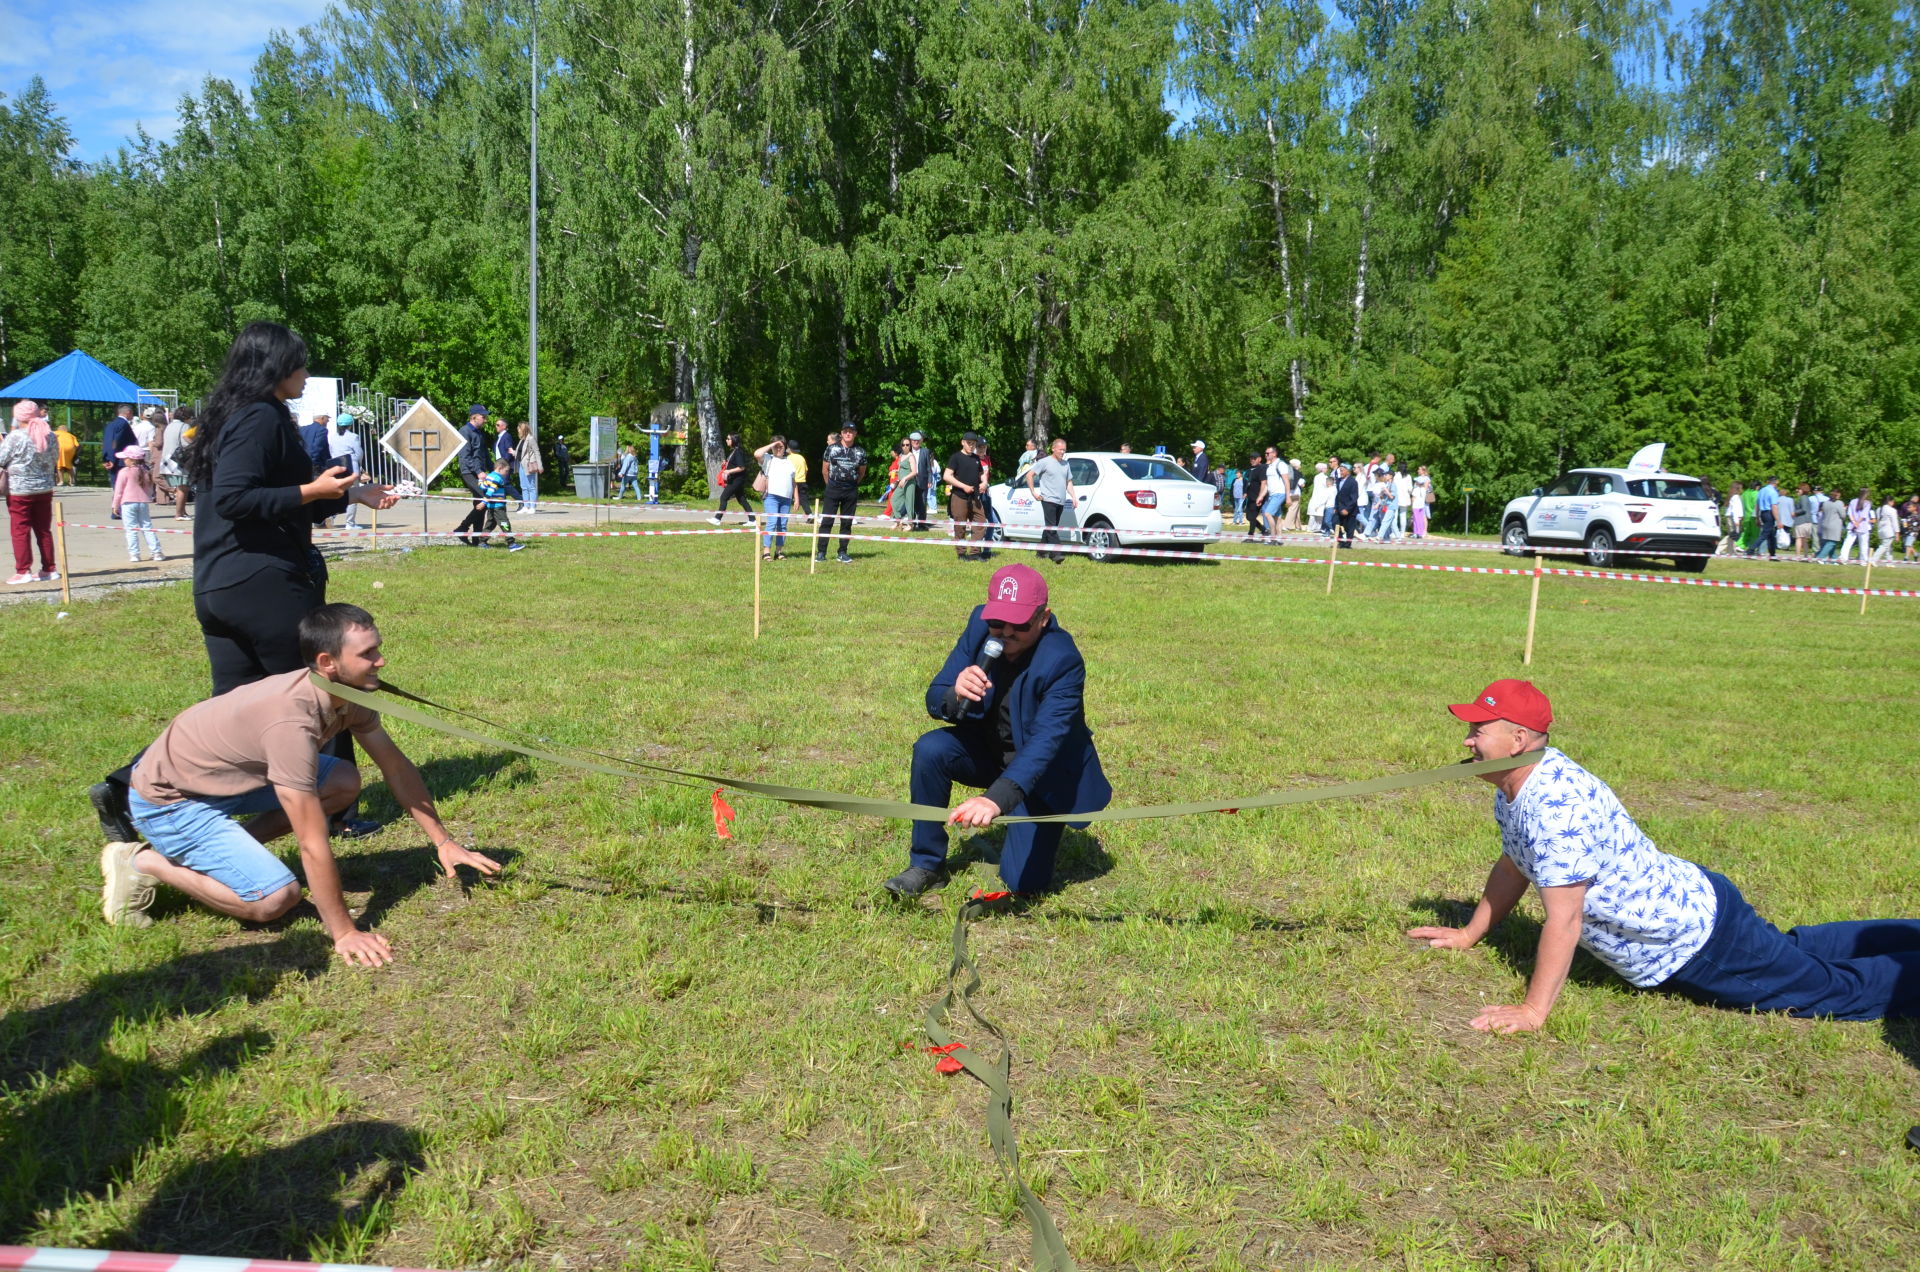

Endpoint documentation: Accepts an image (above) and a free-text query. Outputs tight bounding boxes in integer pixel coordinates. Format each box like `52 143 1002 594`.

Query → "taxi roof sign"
380 399 463 485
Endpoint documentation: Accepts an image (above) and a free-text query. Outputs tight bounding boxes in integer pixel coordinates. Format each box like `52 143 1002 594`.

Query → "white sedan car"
988 451 1221 562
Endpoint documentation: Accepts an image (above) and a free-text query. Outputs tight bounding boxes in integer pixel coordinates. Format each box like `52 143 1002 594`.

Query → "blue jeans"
127 755 343 902
614 475 640 500
519 472 539 507
909 727 1063 892
1659 869 1920 1020
1816 538 1840 560
761 493 792 549
1321 505 1335 535
1374 504 1397 541
1754 510 1778 556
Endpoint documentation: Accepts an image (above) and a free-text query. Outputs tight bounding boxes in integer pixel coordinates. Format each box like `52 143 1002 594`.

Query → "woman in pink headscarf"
3 398 59 584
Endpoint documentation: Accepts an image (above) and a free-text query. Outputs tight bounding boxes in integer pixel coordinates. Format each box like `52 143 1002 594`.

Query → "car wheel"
1585 526 1615 568
1502 520 1531 556
1672 552 1710 574
1084 518 1117 563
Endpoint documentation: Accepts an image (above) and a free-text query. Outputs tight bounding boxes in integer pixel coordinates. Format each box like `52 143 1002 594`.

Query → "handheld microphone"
975 636 1005 674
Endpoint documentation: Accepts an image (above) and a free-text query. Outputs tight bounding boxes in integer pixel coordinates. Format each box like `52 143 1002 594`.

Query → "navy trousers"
909 727 1064 892
1660 870 1920 1020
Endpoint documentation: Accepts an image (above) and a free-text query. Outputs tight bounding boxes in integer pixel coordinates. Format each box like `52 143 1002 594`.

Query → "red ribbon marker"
711 788 737 839
925 1041 969 1075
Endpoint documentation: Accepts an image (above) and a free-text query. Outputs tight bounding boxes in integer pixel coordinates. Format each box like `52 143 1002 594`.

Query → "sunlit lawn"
3 530 1919 1271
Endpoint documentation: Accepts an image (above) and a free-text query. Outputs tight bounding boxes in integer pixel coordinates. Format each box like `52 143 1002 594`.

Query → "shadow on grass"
947 828 1116 890
107 1120 424 1259
0 933 329 1090
1405 896 1617 989
358 749 532 818
0 1029 278 1241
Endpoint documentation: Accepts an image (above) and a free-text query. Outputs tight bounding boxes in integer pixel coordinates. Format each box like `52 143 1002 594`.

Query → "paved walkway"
0 487 731 605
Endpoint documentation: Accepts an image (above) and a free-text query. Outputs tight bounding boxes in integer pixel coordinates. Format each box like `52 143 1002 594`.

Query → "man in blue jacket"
883 563 1112 897
1333 462 1361 548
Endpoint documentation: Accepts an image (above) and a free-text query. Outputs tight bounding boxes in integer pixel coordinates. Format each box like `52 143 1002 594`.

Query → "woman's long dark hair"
179 322 308 488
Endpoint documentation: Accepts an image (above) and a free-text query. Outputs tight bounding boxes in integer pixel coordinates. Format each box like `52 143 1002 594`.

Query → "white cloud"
0 0 335 159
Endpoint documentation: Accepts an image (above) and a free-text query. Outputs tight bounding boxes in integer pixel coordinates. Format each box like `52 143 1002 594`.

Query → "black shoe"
89 780 137 842
331 815 386 840
837 552 852 564
883 866 939 898
814 553 827 562
1908 1126 1920 1154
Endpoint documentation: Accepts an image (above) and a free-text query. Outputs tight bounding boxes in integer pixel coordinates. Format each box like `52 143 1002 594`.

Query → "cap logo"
1484 695 1496 705
997 577 1020 601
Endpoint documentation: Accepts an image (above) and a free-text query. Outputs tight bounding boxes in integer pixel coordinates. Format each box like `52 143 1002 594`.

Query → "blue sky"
0 0 334 160
4 0 1711 165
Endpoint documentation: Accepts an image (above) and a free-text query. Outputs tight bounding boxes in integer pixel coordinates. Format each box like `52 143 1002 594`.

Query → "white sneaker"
5 572 31 585
708 514 723 525
100 841 158 928
35 571 59 582
152 554 165 563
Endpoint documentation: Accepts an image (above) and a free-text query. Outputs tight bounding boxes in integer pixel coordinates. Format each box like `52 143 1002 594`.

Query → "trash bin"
574 463 610 500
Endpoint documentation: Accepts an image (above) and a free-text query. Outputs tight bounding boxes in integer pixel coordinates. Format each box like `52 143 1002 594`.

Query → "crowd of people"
1212 450 1437 547
1712 479 1917 565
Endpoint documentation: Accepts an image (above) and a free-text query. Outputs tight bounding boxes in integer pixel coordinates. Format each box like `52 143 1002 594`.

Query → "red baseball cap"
1448 679 1553 733
982 563 1048 625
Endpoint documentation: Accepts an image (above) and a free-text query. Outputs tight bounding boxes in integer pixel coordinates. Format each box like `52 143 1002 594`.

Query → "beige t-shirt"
133 669 381 804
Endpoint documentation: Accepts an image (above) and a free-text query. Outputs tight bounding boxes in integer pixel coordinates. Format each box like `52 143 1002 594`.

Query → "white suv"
1500 466 1719 571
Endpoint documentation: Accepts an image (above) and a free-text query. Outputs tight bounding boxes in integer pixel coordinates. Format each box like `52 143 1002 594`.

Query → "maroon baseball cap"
982 563 1048 625
1448 679 1553 733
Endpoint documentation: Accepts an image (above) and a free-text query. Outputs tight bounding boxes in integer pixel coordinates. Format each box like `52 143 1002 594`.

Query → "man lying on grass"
100 602 500 966
1410 679 1920 1032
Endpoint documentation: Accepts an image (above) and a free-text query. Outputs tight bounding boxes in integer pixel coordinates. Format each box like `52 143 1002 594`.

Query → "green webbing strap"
925 888 1077 1271
313 674 1538 825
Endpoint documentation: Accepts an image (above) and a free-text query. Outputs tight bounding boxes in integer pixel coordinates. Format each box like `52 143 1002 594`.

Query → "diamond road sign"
380 398 463 486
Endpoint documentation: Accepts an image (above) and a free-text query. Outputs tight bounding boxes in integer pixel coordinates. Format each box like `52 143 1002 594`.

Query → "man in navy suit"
1333 462 1361 548
884 563 1112 897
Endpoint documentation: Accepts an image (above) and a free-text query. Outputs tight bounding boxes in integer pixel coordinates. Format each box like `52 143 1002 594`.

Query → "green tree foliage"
4 0 1915 516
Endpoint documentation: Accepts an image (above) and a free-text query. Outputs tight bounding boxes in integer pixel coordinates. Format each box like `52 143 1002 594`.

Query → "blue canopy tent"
0 349 168 408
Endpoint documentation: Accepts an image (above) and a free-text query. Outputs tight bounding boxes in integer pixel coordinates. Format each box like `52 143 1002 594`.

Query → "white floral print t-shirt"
1494 748 1717 987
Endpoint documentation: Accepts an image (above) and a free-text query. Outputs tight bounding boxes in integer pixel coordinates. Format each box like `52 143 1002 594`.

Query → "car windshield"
1626 478 1710 501
1111 457 1201 482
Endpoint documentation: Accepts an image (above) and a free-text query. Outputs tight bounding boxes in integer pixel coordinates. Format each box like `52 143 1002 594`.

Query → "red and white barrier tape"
51 517 1920 598
0 1246 455 1272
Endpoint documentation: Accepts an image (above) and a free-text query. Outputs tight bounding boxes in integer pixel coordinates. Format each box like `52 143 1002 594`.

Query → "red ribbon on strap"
711 788 737 839
924 1041 969 1075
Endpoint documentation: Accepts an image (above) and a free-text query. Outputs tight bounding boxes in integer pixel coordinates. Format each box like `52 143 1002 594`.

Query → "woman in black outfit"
183 323 393 686
90 323 396 840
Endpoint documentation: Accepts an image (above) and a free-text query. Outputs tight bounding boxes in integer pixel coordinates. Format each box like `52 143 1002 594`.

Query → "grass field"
4 531 1920 1271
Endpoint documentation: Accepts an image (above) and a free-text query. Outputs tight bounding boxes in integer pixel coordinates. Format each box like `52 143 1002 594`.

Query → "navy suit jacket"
103 416 135 462
1334 475 1360 512
925 606 1112 817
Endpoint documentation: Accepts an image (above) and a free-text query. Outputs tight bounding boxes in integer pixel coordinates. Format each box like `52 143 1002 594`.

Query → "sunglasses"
986 618 1035 633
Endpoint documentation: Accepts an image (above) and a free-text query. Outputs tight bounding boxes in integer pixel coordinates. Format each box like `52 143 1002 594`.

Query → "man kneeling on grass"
1410 679 1920 1032
100 603 500 966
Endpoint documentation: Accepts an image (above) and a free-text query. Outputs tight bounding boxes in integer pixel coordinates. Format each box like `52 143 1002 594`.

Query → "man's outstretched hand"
948 796 1002 828
1406 924 1480 950
335 929 394 968
437 841 504 879
1470 1003 1546 1034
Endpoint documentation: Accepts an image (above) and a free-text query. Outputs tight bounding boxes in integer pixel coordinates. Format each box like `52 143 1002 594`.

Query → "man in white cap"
884 562 1111 897
1189 439 1210 485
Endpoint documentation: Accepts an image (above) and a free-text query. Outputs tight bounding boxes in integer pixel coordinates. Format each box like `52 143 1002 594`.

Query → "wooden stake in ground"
1861 558 1873 616
810 497 823 575
752 523 762 640
1523 556 1544 665
370 504 378 551
54 498 71 605
1325 532 1340 595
